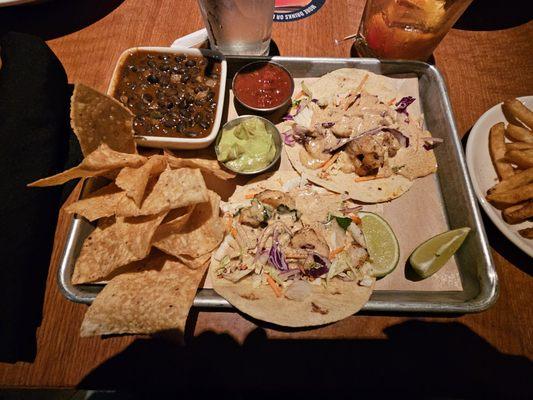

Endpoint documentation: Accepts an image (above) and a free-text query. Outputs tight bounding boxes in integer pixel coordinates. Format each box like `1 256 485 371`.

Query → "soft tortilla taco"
209 171 375 327
281 68 438 203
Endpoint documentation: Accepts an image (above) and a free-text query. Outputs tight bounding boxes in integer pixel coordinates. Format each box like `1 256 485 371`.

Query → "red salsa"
233 62 293 110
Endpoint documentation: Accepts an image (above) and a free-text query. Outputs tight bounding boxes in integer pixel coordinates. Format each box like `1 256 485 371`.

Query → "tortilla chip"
174 253 212 270
80 257 208 336
72 212 167 284
64 183 124 221
102 249 172 281
115 168 209 217
153 191 224 259
159 204 196 231
165 151 236 180
115 155 168 206
28 143 146 187
71 84 137 156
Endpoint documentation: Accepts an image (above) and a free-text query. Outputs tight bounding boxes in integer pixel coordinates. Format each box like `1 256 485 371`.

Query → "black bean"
178 67 187 74
199 121 210 130
159 55 169 61
195 99 206 106
176 123 185 132
163 118 176 128
178 100 187 109
166 102 174 109
150 111 163 119
180 74 190 83
175 55 185 62
147 54 154 59
159 63 170 71
147 60 156 68
141 93 153 103
183 130 199 137
185 59 196 67
159 75 170 86
179 109 190 118
147 74 159 84
165 88 178 96
128 65 138 72
171 66 180 73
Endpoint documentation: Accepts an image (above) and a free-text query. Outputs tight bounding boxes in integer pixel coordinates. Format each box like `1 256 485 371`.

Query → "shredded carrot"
225 217 233 232
388 97 397 106
354 74 369 94
294 90 305 99
244 193 256 199
354 175 377 182
350 215 362 225
329 247 344 259
321 152 340 170
266 275 282 298
230 227 238 238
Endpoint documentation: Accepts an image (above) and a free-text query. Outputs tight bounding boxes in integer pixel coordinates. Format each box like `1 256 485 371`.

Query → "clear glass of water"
197 0 275 56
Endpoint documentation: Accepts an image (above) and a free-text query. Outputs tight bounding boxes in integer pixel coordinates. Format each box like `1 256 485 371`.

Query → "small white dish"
108 46 227 150
465 96 533 257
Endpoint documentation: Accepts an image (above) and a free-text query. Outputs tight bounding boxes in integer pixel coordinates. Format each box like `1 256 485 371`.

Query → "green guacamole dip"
217 117 276 172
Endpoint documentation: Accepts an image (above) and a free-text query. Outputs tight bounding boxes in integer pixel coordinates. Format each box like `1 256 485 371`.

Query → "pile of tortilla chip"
29 84 232 337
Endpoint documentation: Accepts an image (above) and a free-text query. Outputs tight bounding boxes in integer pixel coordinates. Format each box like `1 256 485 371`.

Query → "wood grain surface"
0 0 532 393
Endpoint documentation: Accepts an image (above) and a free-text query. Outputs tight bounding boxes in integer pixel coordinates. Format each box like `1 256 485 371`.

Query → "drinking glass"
197 0 275 56
354 0 473 61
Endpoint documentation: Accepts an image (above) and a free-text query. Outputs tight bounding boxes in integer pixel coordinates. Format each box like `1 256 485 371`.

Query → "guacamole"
217 117 276 172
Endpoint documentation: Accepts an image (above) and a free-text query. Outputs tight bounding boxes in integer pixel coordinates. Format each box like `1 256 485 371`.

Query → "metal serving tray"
58 57 498 314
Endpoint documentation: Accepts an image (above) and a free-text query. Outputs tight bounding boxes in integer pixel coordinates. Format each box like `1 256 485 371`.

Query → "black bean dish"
112 51 221 138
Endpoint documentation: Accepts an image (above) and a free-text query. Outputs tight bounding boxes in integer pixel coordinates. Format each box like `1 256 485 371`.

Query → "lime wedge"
409 227 471 279
359 211 400 278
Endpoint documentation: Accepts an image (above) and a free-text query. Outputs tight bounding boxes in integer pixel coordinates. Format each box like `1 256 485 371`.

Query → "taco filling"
210 183 375 327
281 68 438 203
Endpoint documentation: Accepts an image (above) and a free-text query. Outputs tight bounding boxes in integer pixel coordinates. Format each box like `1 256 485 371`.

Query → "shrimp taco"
209 171 376 327
281 68 439 203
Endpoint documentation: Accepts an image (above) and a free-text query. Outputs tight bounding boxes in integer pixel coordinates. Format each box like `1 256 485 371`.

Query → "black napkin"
0 32 82 362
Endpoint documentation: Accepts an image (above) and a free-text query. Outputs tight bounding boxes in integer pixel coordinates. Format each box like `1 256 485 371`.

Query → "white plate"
465 96 533 257
0 0 44 7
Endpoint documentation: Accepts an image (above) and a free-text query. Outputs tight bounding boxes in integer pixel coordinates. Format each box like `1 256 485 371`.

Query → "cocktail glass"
354 0 473 61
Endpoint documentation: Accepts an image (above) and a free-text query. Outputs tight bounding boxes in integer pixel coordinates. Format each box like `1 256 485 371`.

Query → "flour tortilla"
284 68 437 203
284 144 414 203
307 68 401 107
210 173 375 327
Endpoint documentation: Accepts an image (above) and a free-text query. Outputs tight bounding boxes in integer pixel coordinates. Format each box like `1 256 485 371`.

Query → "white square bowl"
108 46 227 149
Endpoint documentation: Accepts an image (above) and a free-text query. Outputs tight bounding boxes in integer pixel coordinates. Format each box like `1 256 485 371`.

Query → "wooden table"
1 0 532 396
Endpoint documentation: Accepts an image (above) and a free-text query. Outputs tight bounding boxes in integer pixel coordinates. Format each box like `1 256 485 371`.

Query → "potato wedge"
486 183 533 209
489 122 514 180
506 142 533 151
505 124 533 143
518 227 533 239
505 150 533 169
502 201 533 224
487 168 533 195
503 99 533 129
